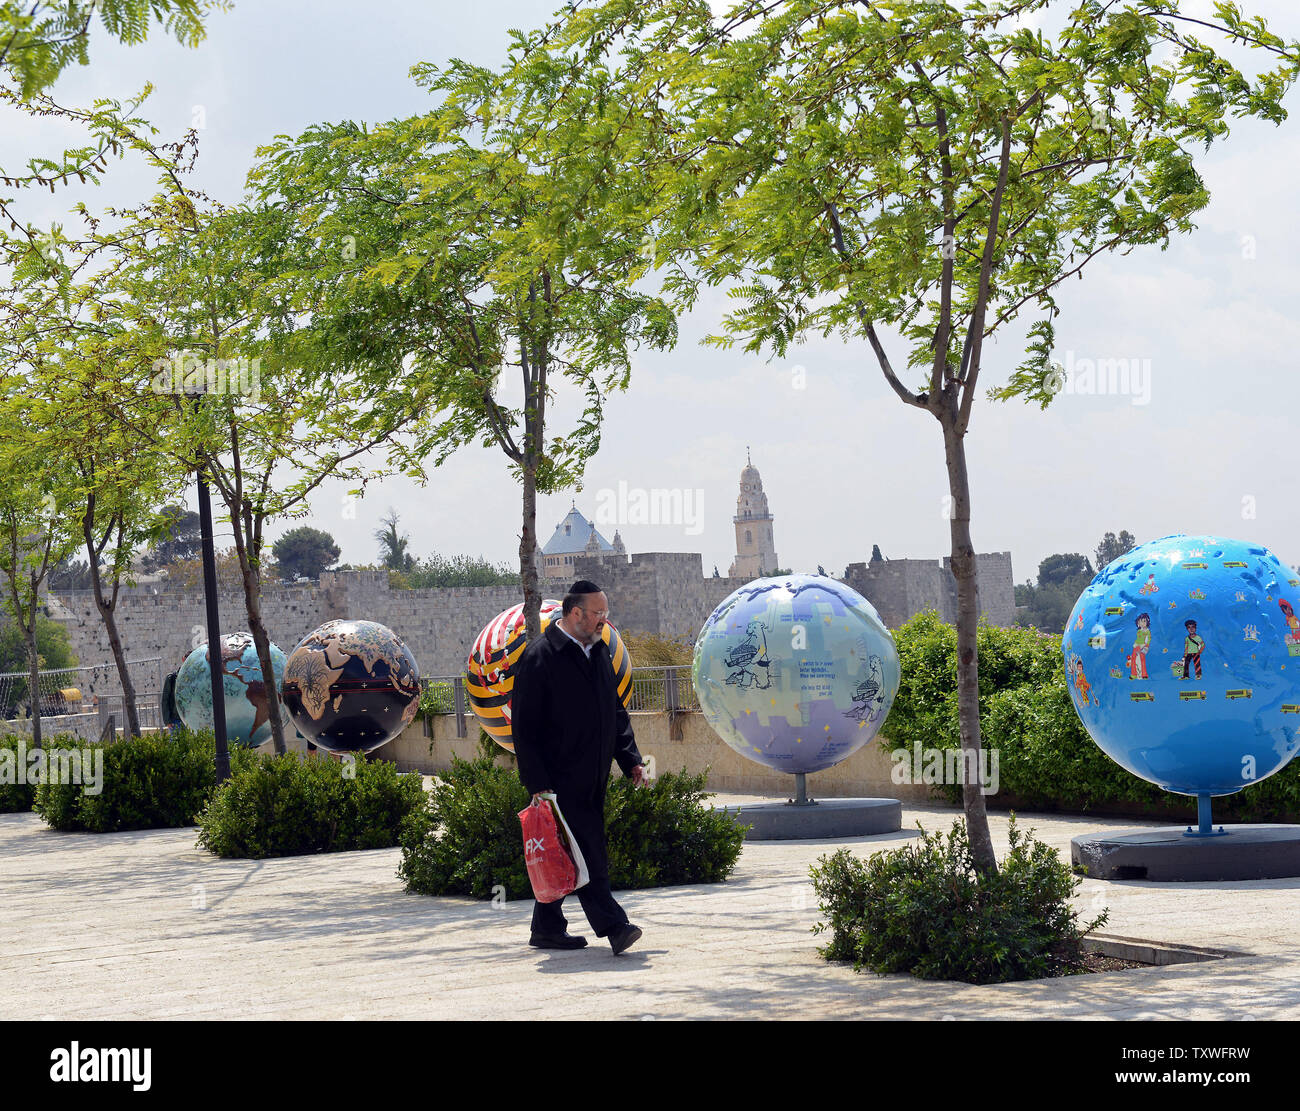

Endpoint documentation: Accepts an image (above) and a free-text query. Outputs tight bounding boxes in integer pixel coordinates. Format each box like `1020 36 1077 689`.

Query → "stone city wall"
49 550 1015 686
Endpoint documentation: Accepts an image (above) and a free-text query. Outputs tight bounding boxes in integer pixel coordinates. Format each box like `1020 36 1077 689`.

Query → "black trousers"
531 874 628 938
531 786 628 938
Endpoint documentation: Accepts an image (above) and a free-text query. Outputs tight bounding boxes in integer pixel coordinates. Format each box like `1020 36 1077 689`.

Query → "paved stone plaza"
2 798 1297 1021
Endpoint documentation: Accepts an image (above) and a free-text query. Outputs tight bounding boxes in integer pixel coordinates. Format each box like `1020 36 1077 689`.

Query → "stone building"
538 503 626 575
842 548 1016 631
728 452 779 577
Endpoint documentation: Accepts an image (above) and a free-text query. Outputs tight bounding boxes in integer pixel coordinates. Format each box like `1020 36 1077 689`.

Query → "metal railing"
419 665 699 738
0 657 164 740
627 666 700 713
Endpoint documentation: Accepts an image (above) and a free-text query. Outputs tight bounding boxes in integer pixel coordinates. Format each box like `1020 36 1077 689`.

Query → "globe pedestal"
716 774 902 840
1071 824 1300 881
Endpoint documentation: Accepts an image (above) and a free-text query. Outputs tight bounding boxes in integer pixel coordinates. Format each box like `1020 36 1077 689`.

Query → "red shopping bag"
518 793 588 902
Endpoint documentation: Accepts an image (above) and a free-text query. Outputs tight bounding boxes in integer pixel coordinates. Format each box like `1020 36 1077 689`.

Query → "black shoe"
608 923 642 955
529 932 587 950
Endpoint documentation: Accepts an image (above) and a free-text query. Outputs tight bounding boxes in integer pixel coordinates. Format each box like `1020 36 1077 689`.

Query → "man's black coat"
511 621 642 885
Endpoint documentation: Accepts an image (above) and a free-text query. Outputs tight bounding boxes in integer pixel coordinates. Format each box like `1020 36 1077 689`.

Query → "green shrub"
603 770 746 889
398 754 533 899
0 731 37 812
34 728 258 832
196 751 425 858
419 681 455 717
810 816 1105 984
882 610 1300 821
398 755 746 899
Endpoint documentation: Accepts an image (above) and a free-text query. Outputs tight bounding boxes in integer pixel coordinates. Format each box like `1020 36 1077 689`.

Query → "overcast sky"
8 0 1300 587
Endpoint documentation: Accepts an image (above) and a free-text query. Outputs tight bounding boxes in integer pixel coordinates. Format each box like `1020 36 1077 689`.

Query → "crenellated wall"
49 550 1015 685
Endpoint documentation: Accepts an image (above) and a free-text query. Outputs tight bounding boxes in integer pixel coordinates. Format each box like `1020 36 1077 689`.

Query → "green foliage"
0 1 213 96
0 614 78 708
374 509 414 572
398 755 744 899
34 728 258 833
196 751 425 858
398 754 533 899
1095 530 1137 571
810 817 1106 984
271 525 341 581
140 504 201 571
603 769 745 889
1015 552 1096 634
1037 553 1094 589
418 680 455 717
0 731 36 811
883 609 1300 820
397 552 522 589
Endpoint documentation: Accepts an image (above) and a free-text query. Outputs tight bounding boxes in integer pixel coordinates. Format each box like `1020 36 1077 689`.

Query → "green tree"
249 52 677 640
1015 552 1095 636
141 504 202 571
0 1 214 96
400 552 521 588
272 526 341 581
535 0 1300 870
1095 529 1137 570
373 510 414 573
0 613 77 715
0 420 80 746
47 555 92 590
1038 553 1094 590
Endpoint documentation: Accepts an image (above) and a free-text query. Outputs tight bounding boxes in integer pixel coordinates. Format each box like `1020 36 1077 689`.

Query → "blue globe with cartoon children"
174 632 290 748
692 574 900 774
1063 534 1300 796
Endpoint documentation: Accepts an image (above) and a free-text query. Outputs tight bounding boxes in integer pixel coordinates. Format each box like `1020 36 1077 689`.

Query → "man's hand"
531 791 551 804
629 764 648 788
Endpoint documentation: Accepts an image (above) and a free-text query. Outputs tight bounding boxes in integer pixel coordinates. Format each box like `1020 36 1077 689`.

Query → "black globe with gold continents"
281 619 420 755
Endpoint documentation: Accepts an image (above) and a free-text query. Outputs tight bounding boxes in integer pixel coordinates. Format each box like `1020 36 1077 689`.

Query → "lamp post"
188 384 230 784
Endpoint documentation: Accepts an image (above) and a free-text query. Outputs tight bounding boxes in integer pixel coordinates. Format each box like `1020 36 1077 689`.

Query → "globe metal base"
716 797 902 841
1071 825 1300 881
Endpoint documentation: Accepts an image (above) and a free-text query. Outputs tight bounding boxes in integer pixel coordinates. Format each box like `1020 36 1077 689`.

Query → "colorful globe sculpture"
1063 534 1300 797
174 632 289 748
280 619 420 755
692 575 900 774
465 600 634 752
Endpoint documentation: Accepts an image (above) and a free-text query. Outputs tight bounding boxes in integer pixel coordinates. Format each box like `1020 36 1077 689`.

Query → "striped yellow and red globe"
465 600 634 751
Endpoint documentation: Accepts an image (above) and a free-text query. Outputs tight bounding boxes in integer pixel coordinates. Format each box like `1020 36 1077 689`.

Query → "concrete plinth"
717 797 902 840
1071 824 1300 882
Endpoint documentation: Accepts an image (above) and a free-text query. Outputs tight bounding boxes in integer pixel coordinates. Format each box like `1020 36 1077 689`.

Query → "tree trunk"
85 529 140 738
24 625 41 749
939 402 998 874
520 463 541 642
241 558 287 755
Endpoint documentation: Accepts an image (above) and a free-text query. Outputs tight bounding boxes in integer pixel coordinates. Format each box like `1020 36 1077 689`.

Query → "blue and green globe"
692 574 900 774
174 632 290 748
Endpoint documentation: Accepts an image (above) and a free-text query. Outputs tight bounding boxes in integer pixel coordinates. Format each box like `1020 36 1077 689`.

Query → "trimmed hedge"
0 730 38 812
35 728 259 832
196 751 425 858
810 816 1106 984
882 610 1300 821
398 754 745 900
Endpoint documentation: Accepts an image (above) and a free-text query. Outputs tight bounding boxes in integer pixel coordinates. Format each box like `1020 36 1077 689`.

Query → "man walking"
511 580 647 955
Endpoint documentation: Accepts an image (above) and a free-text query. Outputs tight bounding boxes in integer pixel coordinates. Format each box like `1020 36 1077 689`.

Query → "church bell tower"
728 450 778 578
